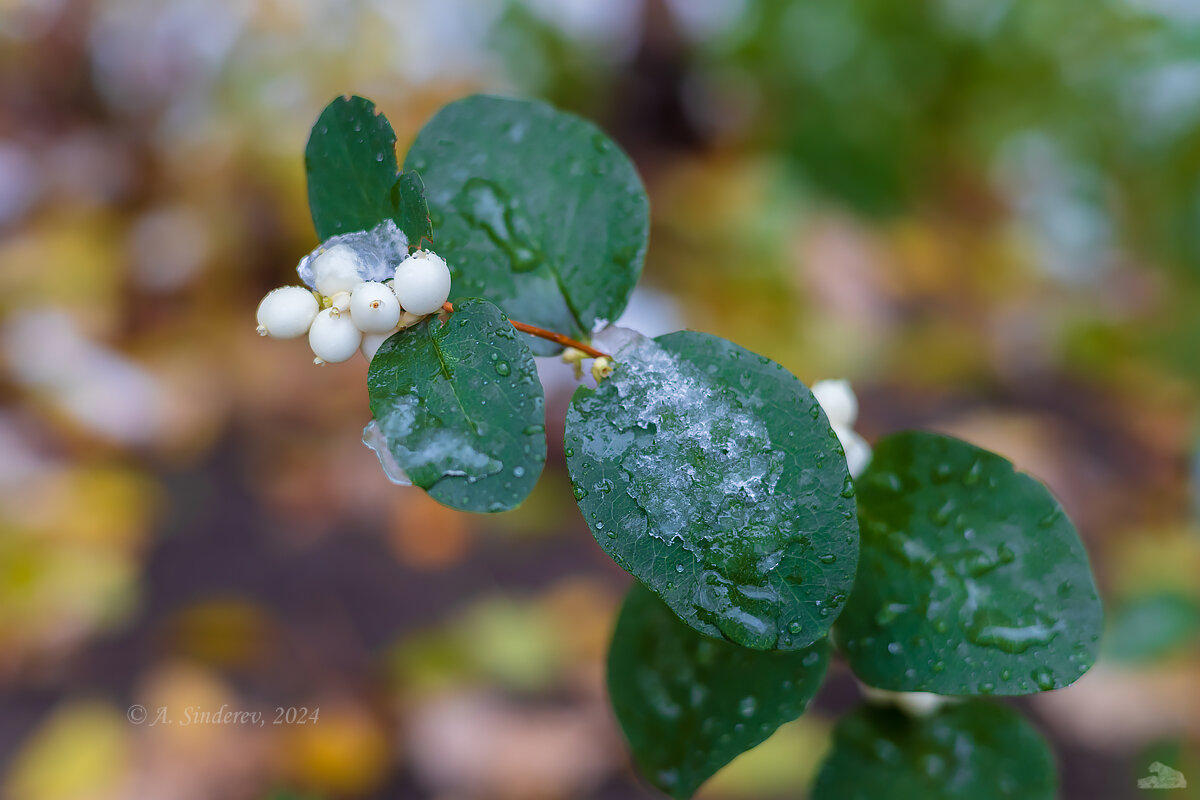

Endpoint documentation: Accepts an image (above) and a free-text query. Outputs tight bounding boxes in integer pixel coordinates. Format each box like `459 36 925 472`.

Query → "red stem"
441 302 611 359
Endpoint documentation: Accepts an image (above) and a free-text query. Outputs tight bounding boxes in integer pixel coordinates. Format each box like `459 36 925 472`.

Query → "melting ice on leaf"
404 94 649 355
366 298 546 513
295 220 411 293
608 583 830 800
812 700 1056 800
306 94 432 244
564 328 859 651
835 431 1103 696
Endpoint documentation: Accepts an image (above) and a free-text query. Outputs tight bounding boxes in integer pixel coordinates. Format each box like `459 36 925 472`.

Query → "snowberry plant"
257 95 1103 799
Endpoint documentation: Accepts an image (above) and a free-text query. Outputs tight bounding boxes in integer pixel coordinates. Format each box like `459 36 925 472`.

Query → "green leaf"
564 329 859 650
836 431 1103 695
306 95 431 244
404 95 648 354
607 583 830 800
366 298 546 512
390 170 434 245
1105 592 1200 664
812 701 1056 800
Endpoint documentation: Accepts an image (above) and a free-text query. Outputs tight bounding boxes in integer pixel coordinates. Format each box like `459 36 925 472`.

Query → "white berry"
834 425 872 478
350 281 401 333
308 308 362 364
812 379 859 428
256 286 318 339
393 250 451 315
857 681 949 717
361 327 398 362
311 244 365 297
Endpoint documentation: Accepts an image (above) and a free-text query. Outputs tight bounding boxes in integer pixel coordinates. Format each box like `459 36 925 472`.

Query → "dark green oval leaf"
836 431 1103 695
366 298 545 512
608 583 830 800
306 95 432 244
565 329 859 650
404 95 648 354
812 701 1056 800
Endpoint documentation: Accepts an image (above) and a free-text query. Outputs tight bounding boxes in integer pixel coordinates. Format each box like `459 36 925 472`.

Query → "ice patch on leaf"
591 324 642 357
297 219 409 291
371 387 503 487
362 419 411 486
593 331 795 561
579 330 822 649
571 328 858 650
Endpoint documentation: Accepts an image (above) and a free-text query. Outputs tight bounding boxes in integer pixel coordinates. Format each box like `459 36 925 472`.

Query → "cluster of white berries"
256 246 452 364
811 379 872 477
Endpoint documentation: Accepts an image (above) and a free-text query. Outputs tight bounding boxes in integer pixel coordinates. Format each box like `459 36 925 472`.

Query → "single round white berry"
350 281 402 333
361 327 399 362
311 243 365 297
895 692 948 717
856 681 950 717
834 425 872 478
393 250 451 315
812 379 859 428
308 307 362 364
256 286 319 339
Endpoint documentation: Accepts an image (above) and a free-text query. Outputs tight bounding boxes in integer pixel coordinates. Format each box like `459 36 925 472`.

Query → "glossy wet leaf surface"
366 298 545 512
306 95 432 244
812 701 1056 800
836 431 1103 695
404 95 648 354
565 329 858 650
608 583 830 800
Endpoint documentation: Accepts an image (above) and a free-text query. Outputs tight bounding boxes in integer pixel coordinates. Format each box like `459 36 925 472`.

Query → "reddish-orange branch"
441 301 611 359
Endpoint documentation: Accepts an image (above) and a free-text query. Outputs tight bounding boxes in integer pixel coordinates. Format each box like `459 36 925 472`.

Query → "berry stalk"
440 302 611 359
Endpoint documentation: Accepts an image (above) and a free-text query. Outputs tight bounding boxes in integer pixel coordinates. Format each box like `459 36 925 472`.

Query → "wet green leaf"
836 431 1103 695
404 95 648 354
366 298 545 512
608 583 829 800
565 329 858 650
812 701 1056 800
306 95 431 244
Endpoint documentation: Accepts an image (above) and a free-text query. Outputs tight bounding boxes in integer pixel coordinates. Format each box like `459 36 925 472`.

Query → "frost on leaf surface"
366 298 546 513
296 219 409 291
565 329 859 650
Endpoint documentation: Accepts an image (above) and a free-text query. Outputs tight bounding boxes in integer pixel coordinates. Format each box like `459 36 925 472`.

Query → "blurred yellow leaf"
4 700 130 800
699 715 832 799
162 598 277 669
284 702 390 797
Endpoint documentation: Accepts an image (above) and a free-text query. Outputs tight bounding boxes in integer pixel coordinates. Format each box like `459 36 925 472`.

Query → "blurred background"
2 0 1200 798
